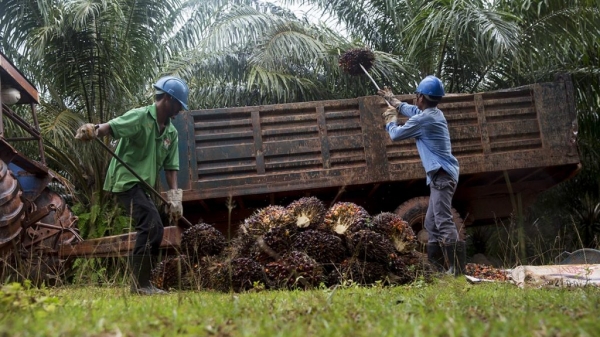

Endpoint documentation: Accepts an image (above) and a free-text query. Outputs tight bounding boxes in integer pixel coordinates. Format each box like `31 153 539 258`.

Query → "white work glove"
377 86 401 107
382 107 399 125
166 188 183 224
75 123 98 141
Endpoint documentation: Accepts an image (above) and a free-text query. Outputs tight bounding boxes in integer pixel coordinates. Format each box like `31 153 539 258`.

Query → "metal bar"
57 225 183 258
359 64 392 108
316 104 331 169
31 103 45 165
0 75 3 136
475 94 491 155
2 104 41 137
94 138 193 228
251 109 265 175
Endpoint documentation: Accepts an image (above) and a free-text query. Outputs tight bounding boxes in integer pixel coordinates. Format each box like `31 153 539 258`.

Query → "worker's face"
415 94 425 110
167 96 183 119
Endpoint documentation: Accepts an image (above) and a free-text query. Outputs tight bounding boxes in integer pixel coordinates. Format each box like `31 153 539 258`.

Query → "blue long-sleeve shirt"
386 103 459 185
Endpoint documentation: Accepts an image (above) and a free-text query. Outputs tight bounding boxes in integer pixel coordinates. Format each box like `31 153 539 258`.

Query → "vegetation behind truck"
172 77 580 243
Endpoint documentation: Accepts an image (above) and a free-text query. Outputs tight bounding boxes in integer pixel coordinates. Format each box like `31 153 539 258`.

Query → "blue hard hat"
415 75 445 98
153 76 189 110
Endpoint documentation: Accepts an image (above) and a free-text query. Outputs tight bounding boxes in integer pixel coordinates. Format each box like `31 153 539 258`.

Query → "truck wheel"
394 196 465 247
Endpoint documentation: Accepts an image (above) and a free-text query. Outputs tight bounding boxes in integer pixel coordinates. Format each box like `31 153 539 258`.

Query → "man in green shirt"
75 76 189 295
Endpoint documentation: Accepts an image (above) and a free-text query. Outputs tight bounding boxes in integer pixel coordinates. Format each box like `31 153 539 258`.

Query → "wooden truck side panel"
169 80 578 227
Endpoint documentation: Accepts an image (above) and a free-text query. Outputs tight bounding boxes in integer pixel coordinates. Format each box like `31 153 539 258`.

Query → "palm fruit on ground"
395 251 437 282
210 257 269 292
262 225 297 255
180 223 226 260
347 229 395 263
329 258 389 285
151 255 196 291
251 226 297 264
321 202 372 235
226 230 256 260
339 48 376 76
371 212 417 253
292 229 346 264
194 256 217 289
241 205 294 238
231 205 294 261
286 197 326 230
264 251 324 289
386 254 414 285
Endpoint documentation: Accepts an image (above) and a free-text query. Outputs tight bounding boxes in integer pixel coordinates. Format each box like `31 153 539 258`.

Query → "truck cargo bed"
169 79 579 230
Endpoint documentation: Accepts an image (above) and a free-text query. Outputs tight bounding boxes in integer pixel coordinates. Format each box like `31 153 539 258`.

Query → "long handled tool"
94 138 193 228
358 64 392 107
339 48 393 108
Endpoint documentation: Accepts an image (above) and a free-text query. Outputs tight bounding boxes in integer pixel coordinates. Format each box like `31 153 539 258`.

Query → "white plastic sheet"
509 264 600 288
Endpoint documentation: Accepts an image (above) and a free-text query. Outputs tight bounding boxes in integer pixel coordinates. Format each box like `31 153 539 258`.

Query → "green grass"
1 278 599 337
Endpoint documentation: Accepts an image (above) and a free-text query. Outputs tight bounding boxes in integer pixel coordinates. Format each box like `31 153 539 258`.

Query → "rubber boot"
443 241 466 276
129 255 167 295
427 242 445 272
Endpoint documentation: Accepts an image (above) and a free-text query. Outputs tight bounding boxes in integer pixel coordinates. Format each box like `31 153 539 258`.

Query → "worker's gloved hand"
377 86 401 107
382 107 399 125
75 123 98 141
166 188 183 224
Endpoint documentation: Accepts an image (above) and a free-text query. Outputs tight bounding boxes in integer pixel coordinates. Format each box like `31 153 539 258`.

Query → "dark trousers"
116 184 164 256
425 169 459 244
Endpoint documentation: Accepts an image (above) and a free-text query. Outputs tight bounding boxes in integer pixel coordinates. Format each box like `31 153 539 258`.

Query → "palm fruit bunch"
262 226 296 252
338 48 376 76
226 229 257 260
191 256 216 289
264 251 325 289
286 197 326 230
292 229 346 264
347 229 396 263
180 223 226 260
372 212 417 253
229 205 294 260
210 257 269 292
331 258 389 285
395 251 437 282
241 205 294 237
251 226 297 264
321 202 372 235
151 255 196 291
386 254 414 285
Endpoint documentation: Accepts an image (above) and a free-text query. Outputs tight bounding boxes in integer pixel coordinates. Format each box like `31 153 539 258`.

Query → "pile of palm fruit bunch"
151 197 434 292
151 223 226 290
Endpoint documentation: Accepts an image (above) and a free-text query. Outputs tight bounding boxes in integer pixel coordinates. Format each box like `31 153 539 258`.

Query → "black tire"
394 196 465 246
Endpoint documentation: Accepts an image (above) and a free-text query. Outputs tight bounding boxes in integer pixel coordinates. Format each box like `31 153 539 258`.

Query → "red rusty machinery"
1 51 83 284
0 158 24 253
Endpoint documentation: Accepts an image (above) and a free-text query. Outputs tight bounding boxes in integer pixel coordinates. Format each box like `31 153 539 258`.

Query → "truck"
169 75 580 244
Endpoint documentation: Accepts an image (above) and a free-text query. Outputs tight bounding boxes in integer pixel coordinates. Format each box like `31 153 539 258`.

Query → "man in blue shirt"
378 75 465 275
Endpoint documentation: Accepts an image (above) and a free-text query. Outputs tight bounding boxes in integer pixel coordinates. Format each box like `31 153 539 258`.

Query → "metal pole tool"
94 138 193 228
359 64 393 108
